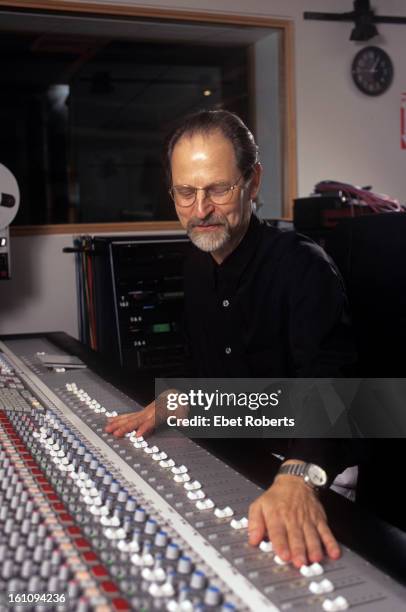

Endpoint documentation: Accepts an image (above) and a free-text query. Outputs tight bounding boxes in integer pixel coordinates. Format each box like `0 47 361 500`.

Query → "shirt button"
225 347 232 355
222 299 230 308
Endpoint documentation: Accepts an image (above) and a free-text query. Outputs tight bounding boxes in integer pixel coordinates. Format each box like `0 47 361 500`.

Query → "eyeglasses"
169 176 243 208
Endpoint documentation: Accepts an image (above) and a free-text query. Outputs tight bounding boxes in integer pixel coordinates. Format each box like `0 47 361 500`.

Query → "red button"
91 565 108 578
83 551 98 563
59 513 73 524
101 581 118 594
112 599 130 611
67 526 81 537
74 538 90 551
53 503 65 512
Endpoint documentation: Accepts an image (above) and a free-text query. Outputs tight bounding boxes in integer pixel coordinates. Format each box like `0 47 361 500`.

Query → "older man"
106 110 355 569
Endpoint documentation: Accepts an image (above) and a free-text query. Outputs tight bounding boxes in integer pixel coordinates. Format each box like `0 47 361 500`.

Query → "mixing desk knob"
145 519 158 535
47 576 60 592
152 452 167 461
28 576 42 592
1 559 14 580
154 531 168 548
102 474 113 487
95 466 106 479
44 536 54 551
67 580 80 599
214 507 234 519
125 497 137 512
142 566 167 583
33 545 44 563
117 489 128 503
204 586 222 607
58 564 71 581
165 543 180 561
40 560 51 579
187 490 205 501
9 531 20 549
259 540 273 553
135 508 147 523
27 532 37 549
190 570 207 590
177 556 193 575
273 555 288 566
4 517 14 534
51 551 62 566
300 562 324 577
160 459 175 469
8 578 22 593
322 596 350 611
145 445 159 454
230 517 248 530
196 499 215 511
21 559 33 579
109 481 120 494
184 480 201 491
172 465 188 475
174 474 190 483
309 579 334 594
15 544 26 564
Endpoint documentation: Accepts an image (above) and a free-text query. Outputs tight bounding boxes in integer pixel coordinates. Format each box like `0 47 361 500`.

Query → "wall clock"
351 46 394 96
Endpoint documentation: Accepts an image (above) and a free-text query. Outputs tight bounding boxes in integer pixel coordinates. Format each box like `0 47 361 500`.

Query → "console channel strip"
0 337 405 612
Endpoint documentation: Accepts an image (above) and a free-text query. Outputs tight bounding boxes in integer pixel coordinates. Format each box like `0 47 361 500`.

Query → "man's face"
170 130 260 262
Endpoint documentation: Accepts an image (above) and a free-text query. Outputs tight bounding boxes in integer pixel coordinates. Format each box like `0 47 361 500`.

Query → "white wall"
1 0 406 338
0 234 78 337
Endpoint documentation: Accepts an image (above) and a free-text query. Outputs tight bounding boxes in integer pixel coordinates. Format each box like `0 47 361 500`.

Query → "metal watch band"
277 462 327 489
278 463 307 478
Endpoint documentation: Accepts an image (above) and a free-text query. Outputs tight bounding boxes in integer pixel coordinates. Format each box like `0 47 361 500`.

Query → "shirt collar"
214 213 263 295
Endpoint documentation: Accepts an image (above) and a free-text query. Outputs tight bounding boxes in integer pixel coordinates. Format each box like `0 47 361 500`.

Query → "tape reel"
0 163 20 230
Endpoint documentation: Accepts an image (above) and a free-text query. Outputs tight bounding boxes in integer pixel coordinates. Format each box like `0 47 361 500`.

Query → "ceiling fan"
304 0 406 41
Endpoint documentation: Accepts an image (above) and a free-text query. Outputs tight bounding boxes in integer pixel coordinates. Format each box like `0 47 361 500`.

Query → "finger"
105 417 122 431
248 502 266 546
286 524 307 568
112 422 137 437
303 523 323 564
317 521 341 560
106 416 135 434
266 521 290 561
136 418 154 439
105 414 133 431
111 417 140 437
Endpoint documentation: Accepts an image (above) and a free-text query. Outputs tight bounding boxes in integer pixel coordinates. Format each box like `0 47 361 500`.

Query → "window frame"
1 0 297 236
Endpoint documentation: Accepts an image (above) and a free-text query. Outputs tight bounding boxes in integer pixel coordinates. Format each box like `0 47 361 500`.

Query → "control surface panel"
0 336 405 612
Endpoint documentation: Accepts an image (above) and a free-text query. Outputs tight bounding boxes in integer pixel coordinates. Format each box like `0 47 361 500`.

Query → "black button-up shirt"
184 214 354 378
183 214 356 479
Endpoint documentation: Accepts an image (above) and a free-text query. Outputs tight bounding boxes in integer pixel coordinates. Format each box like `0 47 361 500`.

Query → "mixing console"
0 336 405 612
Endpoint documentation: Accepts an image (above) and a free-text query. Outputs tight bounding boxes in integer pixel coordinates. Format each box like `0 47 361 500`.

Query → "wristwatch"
277 462 328 489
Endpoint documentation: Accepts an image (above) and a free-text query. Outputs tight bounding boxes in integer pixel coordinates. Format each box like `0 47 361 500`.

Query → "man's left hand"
248 475 340 568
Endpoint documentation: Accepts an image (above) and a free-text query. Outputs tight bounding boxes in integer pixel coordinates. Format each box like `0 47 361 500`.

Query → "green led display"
152 323 171 333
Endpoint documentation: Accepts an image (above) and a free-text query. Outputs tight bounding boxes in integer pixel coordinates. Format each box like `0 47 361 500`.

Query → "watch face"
306 464 327 487
351 46 393 96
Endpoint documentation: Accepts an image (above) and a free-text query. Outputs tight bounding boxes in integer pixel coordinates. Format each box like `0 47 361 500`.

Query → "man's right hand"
104 401 156 438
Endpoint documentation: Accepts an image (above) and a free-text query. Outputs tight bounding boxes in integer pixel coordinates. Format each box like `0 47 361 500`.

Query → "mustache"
187 214 226 229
